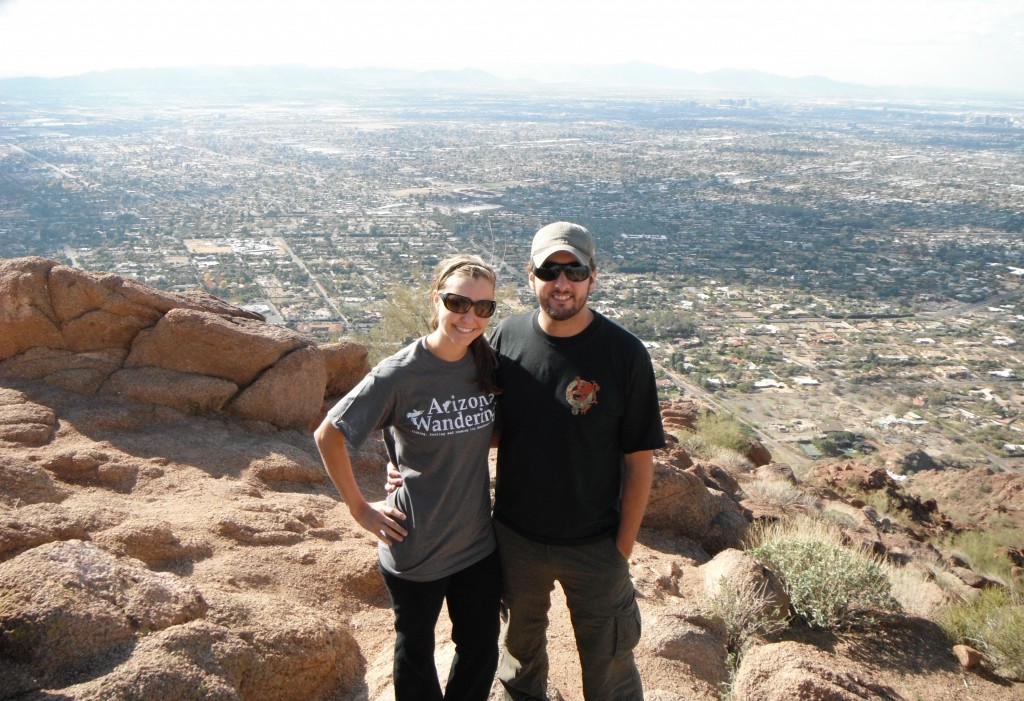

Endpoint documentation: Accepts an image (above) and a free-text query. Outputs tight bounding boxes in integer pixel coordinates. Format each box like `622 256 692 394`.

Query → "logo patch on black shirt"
566 377 600 415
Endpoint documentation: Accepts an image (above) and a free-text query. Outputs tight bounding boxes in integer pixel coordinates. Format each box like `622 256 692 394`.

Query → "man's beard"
540 290 587 321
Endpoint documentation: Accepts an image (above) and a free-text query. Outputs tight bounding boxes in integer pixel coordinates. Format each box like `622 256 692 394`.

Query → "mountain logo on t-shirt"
565 377 600 416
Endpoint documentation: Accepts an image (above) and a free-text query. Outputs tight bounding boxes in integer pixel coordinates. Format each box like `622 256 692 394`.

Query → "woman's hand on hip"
351 500 408 545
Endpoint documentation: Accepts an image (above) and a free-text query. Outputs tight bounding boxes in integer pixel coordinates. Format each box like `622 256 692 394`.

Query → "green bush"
694 411 752 454
673 428 753 477
749 518 900 630
938 588 1024 681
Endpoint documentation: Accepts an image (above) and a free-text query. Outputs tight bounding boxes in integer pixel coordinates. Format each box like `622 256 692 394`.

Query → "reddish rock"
953 644 986 670
754 462 797 484
0 387 56 445
0 257 63 360
700 548 790 622
745 439 773 467
124 308 304 386
660 397 707 432
323 339 371 398
226 344 326 430
101 366 239 415
645 456 750 553
0 257 362 431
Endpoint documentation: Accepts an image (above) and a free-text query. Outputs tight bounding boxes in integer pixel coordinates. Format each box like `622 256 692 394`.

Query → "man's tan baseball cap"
530 221 595 267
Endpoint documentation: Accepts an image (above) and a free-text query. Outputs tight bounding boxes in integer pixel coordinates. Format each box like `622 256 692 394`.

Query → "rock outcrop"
731 642 900 701
645 448 752 554
0 258 367 430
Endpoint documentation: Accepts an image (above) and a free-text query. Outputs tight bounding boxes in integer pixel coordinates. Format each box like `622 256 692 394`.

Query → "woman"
314 254 501 701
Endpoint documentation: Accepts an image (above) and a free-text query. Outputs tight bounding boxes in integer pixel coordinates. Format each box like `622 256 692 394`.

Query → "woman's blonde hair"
429 254 501 395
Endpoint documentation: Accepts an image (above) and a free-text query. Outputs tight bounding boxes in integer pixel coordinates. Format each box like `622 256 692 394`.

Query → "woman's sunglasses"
532 262 591 282
439 292 497 318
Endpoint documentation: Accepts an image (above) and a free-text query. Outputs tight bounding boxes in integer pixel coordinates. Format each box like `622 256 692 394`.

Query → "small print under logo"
565 377 600 415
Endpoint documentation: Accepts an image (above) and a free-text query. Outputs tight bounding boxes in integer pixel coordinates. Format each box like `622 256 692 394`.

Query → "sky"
0 0 1022 93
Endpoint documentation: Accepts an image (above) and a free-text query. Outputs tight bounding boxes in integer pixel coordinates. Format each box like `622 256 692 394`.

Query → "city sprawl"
2 80 1023 470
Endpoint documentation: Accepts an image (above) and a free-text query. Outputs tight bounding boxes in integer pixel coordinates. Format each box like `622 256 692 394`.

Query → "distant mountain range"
1 63 1005 101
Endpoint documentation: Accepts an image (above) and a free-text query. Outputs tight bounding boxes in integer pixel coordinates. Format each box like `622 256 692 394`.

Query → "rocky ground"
1 382 1022 701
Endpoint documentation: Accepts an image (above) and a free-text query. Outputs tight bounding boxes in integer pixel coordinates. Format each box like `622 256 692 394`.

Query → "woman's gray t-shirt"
326 338 497 582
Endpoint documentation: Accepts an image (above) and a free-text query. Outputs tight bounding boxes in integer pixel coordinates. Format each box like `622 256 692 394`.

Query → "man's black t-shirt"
490 310 666 545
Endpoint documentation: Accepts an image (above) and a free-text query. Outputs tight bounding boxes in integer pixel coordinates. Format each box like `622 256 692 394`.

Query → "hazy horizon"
1 0 1022 95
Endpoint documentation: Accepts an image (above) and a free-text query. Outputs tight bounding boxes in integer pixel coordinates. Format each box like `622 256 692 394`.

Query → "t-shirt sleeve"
621 340 667 453
326 369 397 449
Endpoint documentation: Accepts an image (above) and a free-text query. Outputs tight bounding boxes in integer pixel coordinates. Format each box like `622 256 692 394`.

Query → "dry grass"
938 587 1024 681
702 575 789 656
709 446 755 476
742 479 818 514
885 564 954 619
937 529 1023 593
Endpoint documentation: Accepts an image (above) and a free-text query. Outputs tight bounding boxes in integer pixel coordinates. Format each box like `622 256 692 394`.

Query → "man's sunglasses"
532 262 591 283
439 292 497 318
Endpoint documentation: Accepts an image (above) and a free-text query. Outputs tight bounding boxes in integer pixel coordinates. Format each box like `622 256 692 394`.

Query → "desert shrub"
675 430 747 463
674 415 755 476
742 480 817 514
709 446 755 476
674 429 713 459
703 576 789 657
848 488 919 532
938 587 1024 681
695 411 752 454
674 435 753 479
703 576 789 701
358 280 430 364
748 516 900 630
818 507 859 530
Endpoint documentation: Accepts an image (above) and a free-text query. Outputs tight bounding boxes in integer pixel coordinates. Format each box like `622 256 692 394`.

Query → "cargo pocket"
614 594 642 657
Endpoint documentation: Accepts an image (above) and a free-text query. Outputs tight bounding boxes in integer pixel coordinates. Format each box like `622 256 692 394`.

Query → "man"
490 221 665 700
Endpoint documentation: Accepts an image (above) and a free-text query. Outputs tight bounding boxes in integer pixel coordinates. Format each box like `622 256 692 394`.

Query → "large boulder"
643 601 733 695
745 439 773 467
123 308 302 386
732 641 899 701
225 344 326 430
0 257 264 363
100 366 239 415
0 257 358 431
0 257 64 360
645 451 751 554
660 397 707 433
0 347 129 394
0 540 208 687
48 265 164 351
